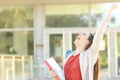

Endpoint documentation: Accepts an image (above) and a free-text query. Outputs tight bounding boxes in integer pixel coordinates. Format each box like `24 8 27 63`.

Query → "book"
44 57 65 80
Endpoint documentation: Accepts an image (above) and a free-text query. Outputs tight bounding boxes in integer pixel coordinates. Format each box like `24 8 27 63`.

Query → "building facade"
0 0 120 80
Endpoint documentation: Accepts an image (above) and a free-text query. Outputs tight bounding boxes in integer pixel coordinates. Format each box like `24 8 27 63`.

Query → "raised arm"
90 4 117 61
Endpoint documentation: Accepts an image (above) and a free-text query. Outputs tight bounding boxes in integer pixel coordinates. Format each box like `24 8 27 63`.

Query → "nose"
77 34 82 39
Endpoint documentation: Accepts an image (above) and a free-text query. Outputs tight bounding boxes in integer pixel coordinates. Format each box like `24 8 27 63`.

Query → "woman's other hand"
50 69 57 80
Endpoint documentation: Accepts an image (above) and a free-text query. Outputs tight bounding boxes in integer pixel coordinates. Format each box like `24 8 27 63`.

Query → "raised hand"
111 3 118 10
109 3 118 15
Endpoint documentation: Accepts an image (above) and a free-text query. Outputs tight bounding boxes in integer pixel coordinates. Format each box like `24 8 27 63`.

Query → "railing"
0 55 33 80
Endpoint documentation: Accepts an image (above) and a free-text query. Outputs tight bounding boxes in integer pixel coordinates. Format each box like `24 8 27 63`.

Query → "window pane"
99 35 108 80
0 31 33 55
0 6 33 28
72 34 78 50
46 5 89 27
117 33 120 74
112 2 120 27
50 34 63 67
91 3 120 27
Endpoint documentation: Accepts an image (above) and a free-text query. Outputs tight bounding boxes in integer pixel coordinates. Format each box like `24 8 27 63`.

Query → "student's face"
74 33 90 48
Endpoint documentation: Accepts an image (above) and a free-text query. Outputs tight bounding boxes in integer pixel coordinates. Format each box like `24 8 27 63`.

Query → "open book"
44 57 65 80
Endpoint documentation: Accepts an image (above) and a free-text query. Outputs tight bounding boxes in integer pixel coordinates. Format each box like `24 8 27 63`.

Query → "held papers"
44 57 65 80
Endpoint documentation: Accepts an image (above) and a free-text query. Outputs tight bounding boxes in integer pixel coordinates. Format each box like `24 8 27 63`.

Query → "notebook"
44 57 65 80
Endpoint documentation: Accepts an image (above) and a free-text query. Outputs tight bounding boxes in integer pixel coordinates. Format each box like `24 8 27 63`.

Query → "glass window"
0 31 33 55
46 4 89 27
117 33 120 74
72 34 78 51
91 3 120 27
111 2 120 27
50 34 63 67
91 4 105 27
0 6 33 28
99 35 108 80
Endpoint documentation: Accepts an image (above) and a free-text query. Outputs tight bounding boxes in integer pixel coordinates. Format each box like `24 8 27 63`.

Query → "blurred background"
0 0 120 80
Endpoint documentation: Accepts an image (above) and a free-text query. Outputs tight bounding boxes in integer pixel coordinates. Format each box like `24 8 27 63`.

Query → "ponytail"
86 33 100 80
93 58 100 80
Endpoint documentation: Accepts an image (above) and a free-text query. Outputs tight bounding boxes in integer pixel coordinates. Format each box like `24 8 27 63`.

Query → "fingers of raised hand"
111 3 118 10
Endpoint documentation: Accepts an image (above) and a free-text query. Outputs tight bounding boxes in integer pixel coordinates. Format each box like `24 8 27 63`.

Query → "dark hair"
85 33 100 80
85 33 94 50
88 33 94 45
93 59 100 80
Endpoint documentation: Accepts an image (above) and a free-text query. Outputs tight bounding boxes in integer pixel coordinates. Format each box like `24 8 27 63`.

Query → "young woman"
51 4 117 80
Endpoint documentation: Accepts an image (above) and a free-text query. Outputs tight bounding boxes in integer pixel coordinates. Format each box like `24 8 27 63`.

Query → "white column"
63 32 72 62
34 4 45 79
108 31 117 79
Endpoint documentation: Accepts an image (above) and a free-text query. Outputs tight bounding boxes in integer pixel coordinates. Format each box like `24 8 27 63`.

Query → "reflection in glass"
50 34 63 67
0 31 33 55
91 4 106 27
0 6 33 28
91 3 119 27
117 33 120 74
46 5 89 27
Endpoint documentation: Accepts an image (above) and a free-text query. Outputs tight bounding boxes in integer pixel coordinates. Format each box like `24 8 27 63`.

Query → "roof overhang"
0 0 119 5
